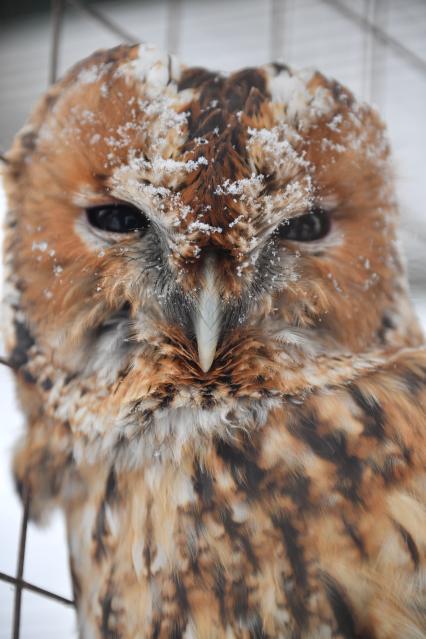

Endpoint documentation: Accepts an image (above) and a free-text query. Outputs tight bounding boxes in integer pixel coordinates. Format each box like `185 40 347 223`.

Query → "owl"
2 42 426 639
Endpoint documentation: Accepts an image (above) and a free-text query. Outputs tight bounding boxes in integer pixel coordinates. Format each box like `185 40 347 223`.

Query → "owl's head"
3 44 421 404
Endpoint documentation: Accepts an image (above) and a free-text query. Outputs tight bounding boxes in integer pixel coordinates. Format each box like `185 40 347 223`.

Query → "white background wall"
0 1 425 636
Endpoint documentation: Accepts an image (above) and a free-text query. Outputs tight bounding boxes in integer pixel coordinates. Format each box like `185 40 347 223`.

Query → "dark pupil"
278 208 330 241
87 204 149 234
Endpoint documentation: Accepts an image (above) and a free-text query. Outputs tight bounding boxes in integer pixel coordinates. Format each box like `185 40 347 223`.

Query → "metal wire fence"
0 0 425 637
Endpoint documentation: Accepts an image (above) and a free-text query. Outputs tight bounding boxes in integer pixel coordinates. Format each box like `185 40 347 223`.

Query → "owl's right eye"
86 203 150 234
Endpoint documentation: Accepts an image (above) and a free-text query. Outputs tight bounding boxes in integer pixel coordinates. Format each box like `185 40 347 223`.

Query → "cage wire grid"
0 0 425 637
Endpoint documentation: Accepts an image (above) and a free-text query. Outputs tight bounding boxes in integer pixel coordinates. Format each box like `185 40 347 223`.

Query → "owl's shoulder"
263 345 426 483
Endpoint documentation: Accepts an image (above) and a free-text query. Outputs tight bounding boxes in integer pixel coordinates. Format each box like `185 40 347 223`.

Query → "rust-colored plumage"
3 43 426 638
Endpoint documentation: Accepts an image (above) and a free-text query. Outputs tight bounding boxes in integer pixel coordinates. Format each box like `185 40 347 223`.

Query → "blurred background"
0 1 425 637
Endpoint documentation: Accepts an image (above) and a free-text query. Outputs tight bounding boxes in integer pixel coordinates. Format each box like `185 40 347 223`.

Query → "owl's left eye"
86 203 150 234
277 208 330 242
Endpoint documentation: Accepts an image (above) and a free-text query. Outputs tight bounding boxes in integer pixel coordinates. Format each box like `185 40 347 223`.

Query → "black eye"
86 203 150 234
277 208 330 242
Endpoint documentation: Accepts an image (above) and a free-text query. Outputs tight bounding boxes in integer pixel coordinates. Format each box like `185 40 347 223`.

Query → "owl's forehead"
52 46 342 221
31 44 384 255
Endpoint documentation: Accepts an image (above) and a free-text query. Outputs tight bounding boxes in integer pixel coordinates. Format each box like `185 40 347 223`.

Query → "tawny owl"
2 43 426 639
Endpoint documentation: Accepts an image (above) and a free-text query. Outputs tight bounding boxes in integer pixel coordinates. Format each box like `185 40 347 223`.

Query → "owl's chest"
68 444 275 582
67 437 307 638
66 416 352 639
58 372 426 639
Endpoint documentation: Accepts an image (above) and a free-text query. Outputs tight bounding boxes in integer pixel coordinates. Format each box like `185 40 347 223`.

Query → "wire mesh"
0 0 425 637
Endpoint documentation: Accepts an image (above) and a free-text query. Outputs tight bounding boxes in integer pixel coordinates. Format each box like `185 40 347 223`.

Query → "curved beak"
193 254 222 373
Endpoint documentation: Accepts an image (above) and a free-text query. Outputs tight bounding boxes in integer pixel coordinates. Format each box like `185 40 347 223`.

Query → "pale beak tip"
198 347 215 373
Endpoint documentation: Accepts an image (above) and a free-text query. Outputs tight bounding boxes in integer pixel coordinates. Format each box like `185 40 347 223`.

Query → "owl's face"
4 44 419 404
